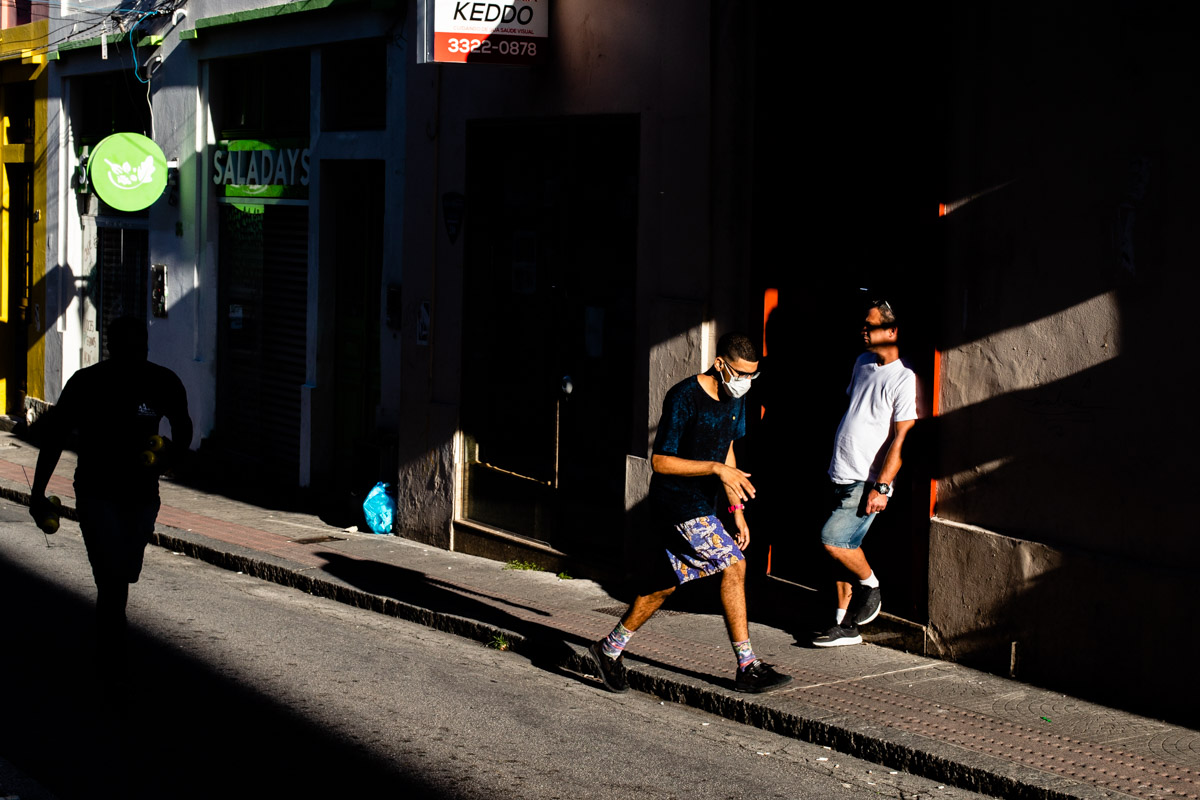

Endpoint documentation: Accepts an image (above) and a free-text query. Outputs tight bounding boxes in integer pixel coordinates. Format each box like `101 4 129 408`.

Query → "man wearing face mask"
586 332 793 694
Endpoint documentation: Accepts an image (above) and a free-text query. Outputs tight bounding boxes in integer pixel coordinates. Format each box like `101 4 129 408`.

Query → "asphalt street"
0 499 994 800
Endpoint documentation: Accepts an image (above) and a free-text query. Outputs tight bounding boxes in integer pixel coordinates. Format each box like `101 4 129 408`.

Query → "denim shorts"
664 514 745 584
819 481 876 549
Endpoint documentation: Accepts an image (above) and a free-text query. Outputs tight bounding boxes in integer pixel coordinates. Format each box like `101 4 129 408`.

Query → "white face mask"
719 361 753 398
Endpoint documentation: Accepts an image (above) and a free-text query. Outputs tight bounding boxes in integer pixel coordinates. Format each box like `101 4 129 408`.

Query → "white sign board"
419 0 548 65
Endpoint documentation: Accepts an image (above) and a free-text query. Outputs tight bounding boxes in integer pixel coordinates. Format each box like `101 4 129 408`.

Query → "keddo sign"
89 133 168 212
419 0 547 65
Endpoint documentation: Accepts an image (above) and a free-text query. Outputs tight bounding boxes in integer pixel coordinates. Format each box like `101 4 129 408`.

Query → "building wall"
41 0 409 495
930 4 1198 722
0 20 49 417
21 0 1188 724
396 1 757 569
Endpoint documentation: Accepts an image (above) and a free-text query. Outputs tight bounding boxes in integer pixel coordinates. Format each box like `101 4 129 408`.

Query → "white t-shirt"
828 353 918 484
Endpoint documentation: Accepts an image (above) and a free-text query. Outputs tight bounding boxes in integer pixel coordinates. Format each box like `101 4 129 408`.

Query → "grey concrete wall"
396 1 753 552
47 3 229 445
44 1 410 470
928 517 1197 722
928 5 1199 713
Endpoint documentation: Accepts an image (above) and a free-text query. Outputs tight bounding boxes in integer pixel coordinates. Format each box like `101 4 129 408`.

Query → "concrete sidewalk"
0 430 1194 800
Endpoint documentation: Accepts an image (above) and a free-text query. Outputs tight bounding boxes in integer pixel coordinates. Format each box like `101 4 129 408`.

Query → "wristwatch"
872 482 892 497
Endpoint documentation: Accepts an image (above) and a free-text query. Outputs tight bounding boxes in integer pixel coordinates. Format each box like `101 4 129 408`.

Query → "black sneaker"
587 641 630 693
812 624 863 647
847 584 882 626
735 659 793 693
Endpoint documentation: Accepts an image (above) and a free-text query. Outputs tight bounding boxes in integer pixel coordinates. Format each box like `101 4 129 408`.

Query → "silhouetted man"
812 300 916 647
587 332 792 694
31 316 192 645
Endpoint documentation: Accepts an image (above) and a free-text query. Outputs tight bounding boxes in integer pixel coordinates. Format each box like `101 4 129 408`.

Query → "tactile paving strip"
795 678 1200 799
424 584 1200 800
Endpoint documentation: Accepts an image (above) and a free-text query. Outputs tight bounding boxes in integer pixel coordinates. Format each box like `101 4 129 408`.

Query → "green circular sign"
90 133 168 211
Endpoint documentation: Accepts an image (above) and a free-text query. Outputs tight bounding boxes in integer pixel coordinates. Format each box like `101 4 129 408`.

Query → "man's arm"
31 442 62 500
722 443 750 550
651 450 756 502
652 444 753 550
167 390 193 453
30 408 67 519
865 418 915 514
163 375 194 470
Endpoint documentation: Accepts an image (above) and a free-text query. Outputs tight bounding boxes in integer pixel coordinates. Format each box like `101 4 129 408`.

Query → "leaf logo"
104 155 157 190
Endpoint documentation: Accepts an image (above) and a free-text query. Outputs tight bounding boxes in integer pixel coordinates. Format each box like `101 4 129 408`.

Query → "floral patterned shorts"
665 514 745 584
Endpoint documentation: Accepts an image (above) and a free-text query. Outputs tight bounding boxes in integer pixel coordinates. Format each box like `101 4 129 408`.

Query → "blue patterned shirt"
649 376 746 525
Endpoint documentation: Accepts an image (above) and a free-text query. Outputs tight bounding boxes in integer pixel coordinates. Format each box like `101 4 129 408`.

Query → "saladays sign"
212 139 311 200
89 133 168 212
419 0 547 65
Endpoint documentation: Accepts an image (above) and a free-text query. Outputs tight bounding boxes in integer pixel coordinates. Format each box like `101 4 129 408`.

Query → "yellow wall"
0 20 49 416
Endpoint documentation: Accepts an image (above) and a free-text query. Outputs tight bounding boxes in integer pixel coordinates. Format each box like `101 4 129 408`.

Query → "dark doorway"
1 163 31 414
320 160 385 506
748 8 946 625
460 116 638 557
215 202 309 488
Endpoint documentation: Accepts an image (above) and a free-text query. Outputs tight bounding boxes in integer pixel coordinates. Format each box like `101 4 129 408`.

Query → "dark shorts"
76 488 161 584
664 514 745 584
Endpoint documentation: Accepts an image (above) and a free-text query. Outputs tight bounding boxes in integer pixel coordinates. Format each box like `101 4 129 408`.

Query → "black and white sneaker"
847 584 882 626
812 624 863 647
587 641 630 693
735 660 793 693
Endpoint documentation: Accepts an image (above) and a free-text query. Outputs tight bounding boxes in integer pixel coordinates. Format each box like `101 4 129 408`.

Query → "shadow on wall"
920 1 1200 725
924 267 1198 726
926 519 1200 729
18 260 338 518
932 347 1195 563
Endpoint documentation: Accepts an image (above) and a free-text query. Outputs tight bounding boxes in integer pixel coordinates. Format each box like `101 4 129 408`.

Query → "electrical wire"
128 10 150 83
0 0 180 63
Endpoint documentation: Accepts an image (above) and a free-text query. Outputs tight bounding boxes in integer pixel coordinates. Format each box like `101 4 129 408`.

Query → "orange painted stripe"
929 348 941 517
762 288 778 419
762 288 778 357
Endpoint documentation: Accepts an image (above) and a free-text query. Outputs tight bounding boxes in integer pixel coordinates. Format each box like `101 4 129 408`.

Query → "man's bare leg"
94 578 130 660
620 585 676 631
590 585 677 692
718 558 750 642
826 544 870 611
719 558 790 689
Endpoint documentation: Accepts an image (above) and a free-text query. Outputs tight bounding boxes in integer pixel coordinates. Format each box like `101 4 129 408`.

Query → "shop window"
3 83 33 146
215 203 309 484
212 51 310 140
1 0 33 26
74 71 152 148
321 39 386 131
95 226 149 358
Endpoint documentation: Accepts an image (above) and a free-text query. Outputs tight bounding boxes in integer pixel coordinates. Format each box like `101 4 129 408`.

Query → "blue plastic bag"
362 482 396 534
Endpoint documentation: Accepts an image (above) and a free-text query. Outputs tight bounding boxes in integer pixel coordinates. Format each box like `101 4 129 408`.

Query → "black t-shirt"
50 358 192 499
649 376 746 525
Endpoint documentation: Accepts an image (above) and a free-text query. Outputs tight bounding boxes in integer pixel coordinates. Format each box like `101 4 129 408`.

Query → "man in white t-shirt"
812 300 917 647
